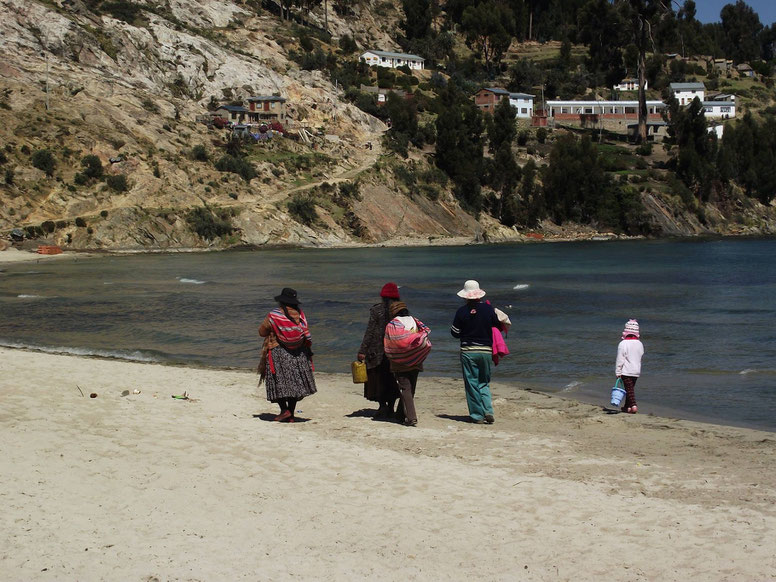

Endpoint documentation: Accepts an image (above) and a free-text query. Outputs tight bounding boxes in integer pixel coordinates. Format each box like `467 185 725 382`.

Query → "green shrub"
24 225 44 238
41 220 56 233
191 145 208 161
101 1 142 23
4 168 13 185
517 131 528 146
141 98 160 113
635 142 653 156
287 194 318 225
100 210 109 218
339 34 357 53
32 149 56 176
0 150 6 164
81 154 104 179
106 174 129 192
55 220 67 228
75 217 87 227
536 127 548 144
186 206 235 240
214 154 257 182
74 172 89 185
338 181 361 201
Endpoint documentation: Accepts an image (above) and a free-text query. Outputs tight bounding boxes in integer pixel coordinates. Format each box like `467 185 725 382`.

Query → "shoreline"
3 232 775 265
1 346 775 580
2 342 774 435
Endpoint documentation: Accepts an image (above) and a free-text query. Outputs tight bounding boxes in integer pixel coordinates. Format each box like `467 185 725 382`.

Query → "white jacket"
615 339 644 377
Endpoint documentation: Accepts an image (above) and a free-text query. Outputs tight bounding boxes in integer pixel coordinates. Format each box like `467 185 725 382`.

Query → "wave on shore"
0 340 160 363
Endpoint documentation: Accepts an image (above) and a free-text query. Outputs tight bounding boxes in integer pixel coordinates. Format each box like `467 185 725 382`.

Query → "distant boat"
590 235 613 241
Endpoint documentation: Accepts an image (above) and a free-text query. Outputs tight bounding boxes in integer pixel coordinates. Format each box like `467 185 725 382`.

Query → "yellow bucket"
351 360 367 384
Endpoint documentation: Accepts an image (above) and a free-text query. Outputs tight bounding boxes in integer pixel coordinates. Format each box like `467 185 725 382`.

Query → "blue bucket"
610 378 626 407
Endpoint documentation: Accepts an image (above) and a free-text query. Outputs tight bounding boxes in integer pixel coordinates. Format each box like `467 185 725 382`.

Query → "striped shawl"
384 317 431 371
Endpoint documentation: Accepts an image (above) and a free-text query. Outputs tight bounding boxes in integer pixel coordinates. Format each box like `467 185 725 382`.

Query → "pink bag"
492 327 509 365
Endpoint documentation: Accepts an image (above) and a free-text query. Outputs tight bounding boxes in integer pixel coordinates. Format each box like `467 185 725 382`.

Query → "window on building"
521 108 527 114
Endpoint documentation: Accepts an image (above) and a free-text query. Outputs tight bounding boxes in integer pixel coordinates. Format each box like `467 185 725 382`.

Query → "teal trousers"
460 351 493 421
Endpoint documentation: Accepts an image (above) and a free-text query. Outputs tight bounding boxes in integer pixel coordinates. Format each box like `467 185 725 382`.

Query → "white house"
508 92 535 118
473 88 534 118
360 50 425 70
669 82 705 105
613 77 646 91
702 100 736 119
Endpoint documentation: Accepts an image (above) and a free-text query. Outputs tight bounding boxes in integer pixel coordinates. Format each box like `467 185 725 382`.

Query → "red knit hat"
380 282 400 299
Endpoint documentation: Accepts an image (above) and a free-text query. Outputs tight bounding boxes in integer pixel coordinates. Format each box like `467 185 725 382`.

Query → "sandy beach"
1 347 774 581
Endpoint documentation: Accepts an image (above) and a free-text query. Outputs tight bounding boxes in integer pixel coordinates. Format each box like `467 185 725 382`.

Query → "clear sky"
693 0 776 26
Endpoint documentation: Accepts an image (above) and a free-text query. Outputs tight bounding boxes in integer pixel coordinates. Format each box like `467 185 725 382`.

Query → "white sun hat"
457 280 486 299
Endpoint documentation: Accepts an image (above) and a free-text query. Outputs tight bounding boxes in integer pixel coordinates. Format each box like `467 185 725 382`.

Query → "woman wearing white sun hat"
450 280 500 424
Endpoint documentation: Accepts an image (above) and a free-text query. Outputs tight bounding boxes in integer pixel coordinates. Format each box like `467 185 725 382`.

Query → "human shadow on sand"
252 413 311 423
345 408 376 418
436 414 475 423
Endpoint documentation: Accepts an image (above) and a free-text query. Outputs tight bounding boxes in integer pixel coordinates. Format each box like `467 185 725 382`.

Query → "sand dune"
1 347 775 580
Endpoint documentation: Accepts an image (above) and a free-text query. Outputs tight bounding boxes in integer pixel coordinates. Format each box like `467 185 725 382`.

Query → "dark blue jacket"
451 301 499 347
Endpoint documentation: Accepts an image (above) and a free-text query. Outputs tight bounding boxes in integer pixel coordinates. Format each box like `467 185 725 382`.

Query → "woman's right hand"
357 353 365 361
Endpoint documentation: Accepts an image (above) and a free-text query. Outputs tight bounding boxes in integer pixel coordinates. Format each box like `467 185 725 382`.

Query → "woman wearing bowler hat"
259 287 317 422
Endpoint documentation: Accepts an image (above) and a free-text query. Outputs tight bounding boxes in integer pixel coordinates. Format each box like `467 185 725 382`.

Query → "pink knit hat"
622 319 640 339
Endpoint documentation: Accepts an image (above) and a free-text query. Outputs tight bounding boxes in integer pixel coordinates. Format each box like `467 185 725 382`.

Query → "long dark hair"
280 302 302 323
382 297 396 323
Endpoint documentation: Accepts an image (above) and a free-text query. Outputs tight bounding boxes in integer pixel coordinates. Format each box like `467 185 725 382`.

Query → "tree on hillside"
579 0 627 87
618 0 676 143
460 1 515 78
719 112 776 204
435 82 485 213
720 0 763 63
665 96 718 201
402 0 433 41
487 97 517 152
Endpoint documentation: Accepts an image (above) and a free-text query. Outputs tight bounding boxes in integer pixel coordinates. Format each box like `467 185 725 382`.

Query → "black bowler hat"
274 287 300 306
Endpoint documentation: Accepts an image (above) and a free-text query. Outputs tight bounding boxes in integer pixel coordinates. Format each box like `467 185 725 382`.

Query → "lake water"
1 239 775 431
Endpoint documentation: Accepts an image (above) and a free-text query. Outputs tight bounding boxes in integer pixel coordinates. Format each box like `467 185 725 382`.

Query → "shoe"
484 414 495 424
274 410 292 422
471 418 486 424
404 419 418 427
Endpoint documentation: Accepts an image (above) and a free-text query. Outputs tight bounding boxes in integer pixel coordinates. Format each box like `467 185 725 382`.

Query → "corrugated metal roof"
669 82 705 90
362 50 424 61
218 105 249 112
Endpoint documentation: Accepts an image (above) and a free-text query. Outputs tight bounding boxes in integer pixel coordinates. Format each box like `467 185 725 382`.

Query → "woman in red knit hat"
357 283 401 419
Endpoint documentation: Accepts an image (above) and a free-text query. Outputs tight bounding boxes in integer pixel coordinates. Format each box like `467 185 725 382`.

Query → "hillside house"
613 78 646 91
215 104 249 123
474 88 534 118
712 58 733 74
359 85 411 105
246 95 287 124
545 100 665 123
736 63 755 78
669 82 705 105
360 50 425 70
702 100 736 119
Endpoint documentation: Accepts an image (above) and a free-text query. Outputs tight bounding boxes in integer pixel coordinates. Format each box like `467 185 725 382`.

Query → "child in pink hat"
615 319 645 413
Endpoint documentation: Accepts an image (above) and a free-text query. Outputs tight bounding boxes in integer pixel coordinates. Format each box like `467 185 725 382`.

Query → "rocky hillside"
0 0 774 251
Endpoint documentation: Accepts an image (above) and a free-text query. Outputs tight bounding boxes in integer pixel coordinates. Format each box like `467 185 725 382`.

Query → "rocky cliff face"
0 0 774 251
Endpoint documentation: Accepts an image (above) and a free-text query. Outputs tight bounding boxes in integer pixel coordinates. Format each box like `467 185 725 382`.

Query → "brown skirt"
364 358 398 403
